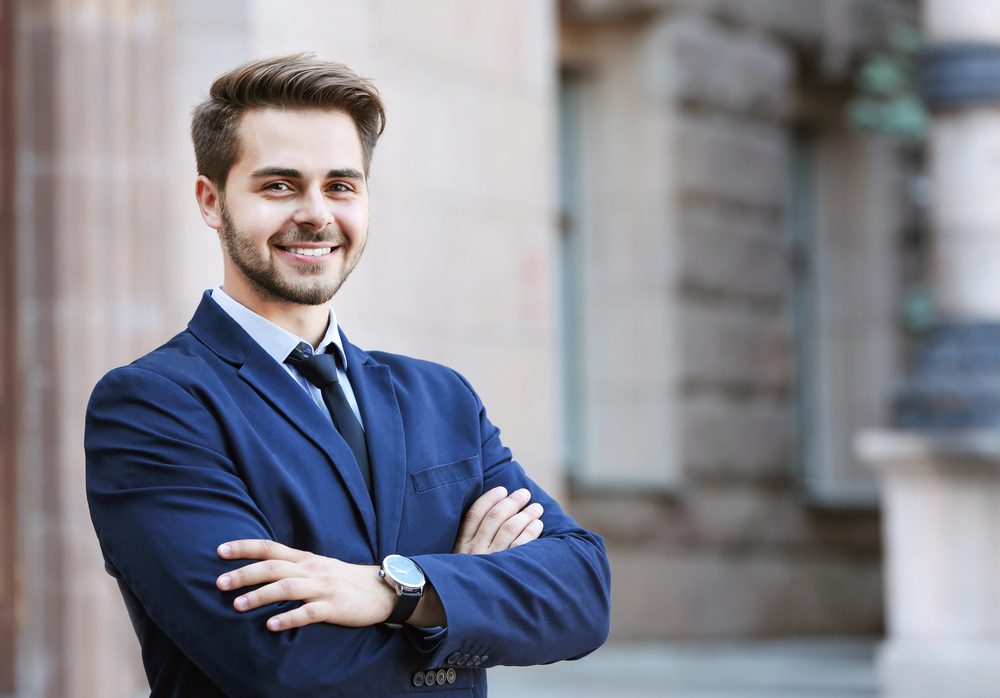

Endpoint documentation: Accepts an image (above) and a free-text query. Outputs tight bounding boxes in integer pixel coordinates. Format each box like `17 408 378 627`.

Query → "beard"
219 200 365 306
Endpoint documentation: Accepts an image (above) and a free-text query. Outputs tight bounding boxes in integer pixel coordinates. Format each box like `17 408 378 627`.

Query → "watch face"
384 555 424 587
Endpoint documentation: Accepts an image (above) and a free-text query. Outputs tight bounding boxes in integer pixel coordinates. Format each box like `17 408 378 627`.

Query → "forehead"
232 108 364 173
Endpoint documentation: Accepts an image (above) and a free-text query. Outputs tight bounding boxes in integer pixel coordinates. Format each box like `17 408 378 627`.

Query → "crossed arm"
87 363 610 695
216 485 545 631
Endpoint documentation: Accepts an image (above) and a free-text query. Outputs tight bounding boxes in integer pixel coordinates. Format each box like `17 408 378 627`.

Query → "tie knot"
286 346 340 388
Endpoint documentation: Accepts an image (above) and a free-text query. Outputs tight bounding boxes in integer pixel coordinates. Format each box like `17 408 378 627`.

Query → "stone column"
0 1 17 692
14 1 171 696
856 2 1000 697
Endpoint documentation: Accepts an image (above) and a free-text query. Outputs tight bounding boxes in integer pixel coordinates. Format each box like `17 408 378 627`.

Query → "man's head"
192 55 385 312
192 53 385 190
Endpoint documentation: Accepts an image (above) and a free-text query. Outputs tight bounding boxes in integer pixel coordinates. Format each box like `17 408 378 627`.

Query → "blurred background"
6 0 996 696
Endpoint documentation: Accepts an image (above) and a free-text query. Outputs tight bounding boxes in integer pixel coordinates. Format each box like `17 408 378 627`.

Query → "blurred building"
0 0 920 696
560 0 921 640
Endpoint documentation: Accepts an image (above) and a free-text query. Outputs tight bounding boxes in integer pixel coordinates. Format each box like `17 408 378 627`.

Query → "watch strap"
386 589 421 625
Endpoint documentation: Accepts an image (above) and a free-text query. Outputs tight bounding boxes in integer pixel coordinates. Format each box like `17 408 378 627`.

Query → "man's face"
211 108 369 307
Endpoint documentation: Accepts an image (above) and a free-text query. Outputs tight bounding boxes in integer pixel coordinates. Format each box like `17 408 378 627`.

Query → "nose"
293 186 334 230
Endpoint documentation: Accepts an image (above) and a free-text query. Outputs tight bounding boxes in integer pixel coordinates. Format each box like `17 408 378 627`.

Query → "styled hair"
191 53 386 188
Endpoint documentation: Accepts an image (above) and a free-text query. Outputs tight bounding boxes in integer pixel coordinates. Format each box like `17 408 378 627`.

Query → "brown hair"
191 53 386 188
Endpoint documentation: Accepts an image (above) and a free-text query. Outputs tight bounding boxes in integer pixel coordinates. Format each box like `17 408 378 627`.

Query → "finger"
453 486 508 553
509 517 544 549
265 601 331 631
217 558 299 591
487 502 543 552
218 539 305 563
233 577 315 612
467 488 532 554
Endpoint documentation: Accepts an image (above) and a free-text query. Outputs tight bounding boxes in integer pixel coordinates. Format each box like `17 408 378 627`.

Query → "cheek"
225 197 278 233
336 202 369 235
254 200 297 227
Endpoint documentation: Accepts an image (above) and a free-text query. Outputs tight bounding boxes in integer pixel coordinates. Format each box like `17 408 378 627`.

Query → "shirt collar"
210 286 348 368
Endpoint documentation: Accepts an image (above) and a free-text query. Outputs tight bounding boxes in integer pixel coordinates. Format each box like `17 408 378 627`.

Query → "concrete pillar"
925 0 1000 319
857 1 1000 696
931 109 1000 319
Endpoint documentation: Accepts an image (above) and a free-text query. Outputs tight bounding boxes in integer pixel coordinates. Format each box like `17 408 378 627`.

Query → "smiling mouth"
280 246 335 257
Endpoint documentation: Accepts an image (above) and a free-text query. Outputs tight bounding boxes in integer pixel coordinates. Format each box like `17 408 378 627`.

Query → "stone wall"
563 0 916 638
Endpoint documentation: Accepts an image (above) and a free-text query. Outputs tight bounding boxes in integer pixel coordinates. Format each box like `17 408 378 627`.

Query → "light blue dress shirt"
210 286 363 428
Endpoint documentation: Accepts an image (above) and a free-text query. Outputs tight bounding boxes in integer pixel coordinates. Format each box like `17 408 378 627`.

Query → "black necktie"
286 346 372 497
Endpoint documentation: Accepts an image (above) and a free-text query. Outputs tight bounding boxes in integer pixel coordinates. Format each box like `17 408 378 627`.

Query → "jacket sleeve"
410 372 611 670
86 365 433 698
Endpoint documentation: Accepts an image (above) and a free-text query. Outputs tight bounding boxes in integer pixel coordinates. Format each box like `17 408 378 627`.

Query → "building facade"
559 0 919 640
0 1 919 696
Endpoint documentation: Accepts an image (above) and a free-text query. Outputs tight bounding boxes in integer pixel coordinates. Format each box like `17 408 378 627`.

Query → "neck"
222 278 331 349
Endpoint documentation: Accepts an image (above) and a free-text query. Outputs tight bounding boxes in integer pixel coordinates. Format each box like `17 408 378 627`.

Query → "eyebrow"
327 167 365 180
250 166 365 181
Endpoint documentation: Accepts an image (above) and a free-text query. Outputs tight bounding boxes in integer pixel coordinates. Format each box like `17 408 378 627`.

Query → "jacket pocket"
411 456 480 493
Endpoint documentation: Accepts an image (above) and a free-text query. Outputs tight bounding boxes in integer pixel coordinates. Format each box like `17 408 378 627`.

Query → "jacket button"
479 655 489 665
446 668 457 684
447 652 461 665
470 655 480 665
424 670 437 686
457 654 470 666
436 670 447 685
412 671 425 687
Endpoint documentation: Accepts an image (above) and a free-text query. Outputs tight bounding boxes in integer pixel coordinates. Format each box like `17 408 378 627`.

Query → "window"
559 22 682 490
790 112 905 505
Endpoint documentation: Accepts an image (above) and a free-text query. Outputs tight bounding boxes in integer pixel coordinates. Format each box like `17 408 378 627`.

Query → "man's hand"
452 486 544 555
217 487 542 632
216 540 399 630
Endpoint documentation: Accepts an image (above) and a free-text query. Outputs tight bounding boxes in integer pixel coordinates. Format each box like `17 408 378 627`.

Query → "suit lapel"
187 292 378 555
238 344 378 548
343 337 407 559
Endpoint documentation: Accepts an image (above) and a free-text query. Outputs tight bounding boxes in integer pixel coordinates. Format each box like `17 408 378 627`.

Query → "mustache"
269 227 351 248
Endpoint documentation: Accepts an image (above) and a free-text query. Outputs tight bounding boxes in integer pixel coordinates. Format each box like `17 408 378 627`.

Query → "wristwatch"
380 554 426 626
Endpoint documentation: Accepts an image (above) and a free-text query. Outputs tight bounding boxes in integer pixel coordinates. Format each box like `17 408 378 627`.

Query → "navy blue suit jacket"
85 292 611 697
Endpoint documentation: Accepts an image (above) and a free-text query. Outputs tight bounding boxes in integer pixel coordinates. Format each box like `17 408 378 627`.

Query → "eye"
264 182 292 192
328 182 352 193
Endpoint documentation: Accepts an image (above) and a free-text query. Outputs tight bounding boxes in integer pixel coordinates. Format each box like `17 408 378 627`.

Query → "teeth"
287 247 333 257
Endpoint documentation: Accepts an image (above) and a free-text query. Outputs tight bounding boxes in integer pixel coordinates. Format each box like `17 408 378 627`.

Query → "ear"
195 175 224 230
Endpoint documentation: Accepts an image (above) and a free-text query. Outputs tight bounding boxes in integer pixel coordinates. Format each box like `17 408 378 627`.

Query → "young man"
85 55 610 697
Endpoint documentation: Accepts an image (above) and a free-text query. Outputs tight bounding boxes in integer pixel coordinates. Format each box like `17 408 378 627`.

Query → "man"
85 54 610 697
